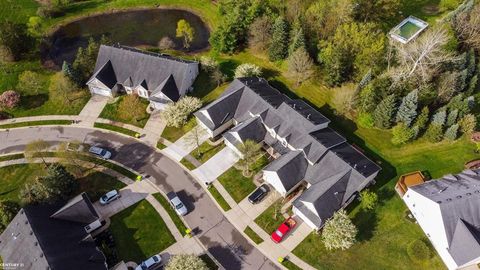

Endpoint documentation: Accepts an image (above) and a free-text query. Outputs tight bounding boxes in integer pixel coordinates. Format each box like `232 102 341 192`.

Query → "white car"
99 190 120 205
135 254 162 270
89 146 112 159
166 192 188 216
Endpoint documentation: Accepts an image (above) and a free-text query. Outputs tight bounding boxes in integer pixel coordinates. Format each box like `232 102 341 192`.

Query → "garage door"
90 86 111 97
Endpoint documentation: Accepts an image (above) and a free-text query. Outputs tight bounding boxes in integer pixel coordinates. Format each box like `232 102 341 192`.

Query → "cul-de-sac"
0 0 479 270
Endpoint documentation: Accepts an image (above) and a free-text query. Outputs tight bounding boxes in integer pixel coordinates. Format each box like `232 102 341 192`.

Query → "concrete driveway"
191 147 240 184
0 127 278 270
78 95 109 127
93 181 152 218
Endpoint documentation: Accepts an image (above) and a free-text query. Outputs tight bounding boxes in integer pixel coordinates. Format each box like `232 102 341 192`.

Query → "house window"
282 139 287 147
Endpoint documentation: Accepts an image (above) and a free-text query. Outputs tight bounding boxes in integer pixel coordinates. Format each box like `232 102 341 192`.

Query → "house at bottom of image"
195 77 381 230
402 169 480 270
87 44 199 111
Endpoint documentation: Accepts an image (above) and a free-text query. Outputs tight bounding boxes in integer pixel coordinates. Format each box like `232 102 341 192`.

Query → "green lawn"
0 120 73 129
207 185 231 211
156 141 167 150
0 153 25 162
99 96 150 128
0 0 38 24
189 141 225 163
109 200 176 263
180 158 197 170
0 61 90 117
218 154 269 203
0 163 124 203
94 122 139 137
152 193 188 236
161 117 197 142
282 260 303 270
254 199 284 234
244 226 263 244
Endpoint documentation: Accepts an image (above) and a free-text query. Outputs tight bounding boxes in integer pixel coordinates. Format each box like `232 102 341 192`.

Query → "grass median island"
244 226 263 244
180 158 197 170
152 193 188 236
99 96 150 128
161 117 197 142
254 200 284 234
156 141 167 150
218 155 269 203
207 185 231 211
0 153 25 162
94 122 138 137
0 120 73 129
282 260 303 270
109 200 176 263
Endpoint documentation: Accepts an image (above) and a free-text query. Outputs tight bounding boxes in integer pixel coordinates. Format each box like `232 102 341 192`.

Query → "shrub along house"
403 169 480 270
195 77 381 230
0 193 107 270
87 44 199 110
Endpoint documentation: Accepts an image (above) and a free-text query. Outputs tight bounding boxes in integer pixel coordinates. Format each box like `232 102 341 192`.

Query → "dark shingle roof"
50 193 99 224
93 60 117 89
0 194 106 270
449 219 480 266
410 169 480 244
263 150 308 192
330 143 381 178
150 74 180 102
89 44 197 96
228 116 266 143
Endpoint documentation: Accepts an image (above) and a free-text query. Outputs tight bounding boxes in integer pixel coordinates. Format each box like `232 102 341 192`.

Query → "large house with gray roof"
0 193 107 270
195 77 381 230
403 169 480 270
87 44 199 110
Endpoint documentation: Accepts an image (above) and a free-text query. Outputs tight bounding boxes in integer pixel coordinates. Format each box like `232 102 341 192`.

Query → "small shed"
395 171 426 197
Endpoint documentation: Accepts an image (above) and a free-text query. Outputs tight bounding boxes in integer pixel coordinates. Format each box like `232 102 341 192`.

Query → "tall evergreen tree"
395 90 418 126
432 110 447 127
414 106 431 134
288 20 306 55
446 109 459 127
444 124 459 141
373 94 396 129
269 16 289 61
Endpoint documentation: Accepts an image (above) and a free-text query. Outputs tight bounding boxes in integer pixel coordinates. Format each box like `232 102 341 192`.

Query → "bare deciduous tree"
24 139 50 168
184 126 207 158
391 27 456 84
453 4 480 50
248 16 273 52
288 47 315 86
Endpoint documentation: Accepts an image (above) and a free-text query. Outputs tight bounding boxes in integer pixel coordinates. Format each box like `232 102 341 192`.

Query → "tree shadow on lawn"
20 94 48 110
109 209 148 263
352 208 378 242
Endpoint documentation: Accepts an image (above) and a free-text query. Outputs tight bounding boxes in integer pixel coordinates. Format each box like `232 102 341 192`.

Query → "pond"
41 8 210 68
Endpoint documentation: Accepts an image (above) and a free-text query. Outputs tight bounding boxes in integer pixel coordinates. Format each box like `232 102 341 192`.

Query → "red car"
271 217 297 243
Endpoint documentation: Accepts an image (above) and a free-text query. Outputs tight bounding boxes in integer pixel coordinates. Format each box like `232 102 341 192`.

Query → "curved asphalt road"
0 126 278 270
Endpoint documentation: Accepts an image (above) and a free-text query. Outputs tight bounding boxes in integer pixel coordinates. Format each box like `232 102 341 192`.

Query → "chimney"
293 103 296 109
307 114 311 120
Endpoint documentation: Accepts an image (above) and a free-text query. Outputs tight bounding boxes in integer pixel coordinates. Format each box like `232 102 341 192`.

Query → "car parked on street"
271 217 297 243
166 191 188 216
99 190 120 205
248 184 270 204
135 254 162 270
89 146 112 159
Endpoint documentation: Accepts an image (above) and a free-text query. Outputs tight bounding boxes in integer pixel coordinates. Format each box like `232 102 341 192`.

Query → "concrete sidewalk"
142 112 166 146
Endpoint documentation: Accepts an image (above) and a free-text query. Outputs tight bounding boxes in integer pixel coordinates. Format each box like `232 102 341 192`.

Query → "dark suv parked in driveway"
248 184 270 204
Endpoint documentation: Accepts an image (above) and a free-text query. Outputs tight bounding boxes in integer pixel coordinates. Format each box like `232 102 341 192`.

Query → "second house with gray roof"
87 44 199 110
195 77 381 230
